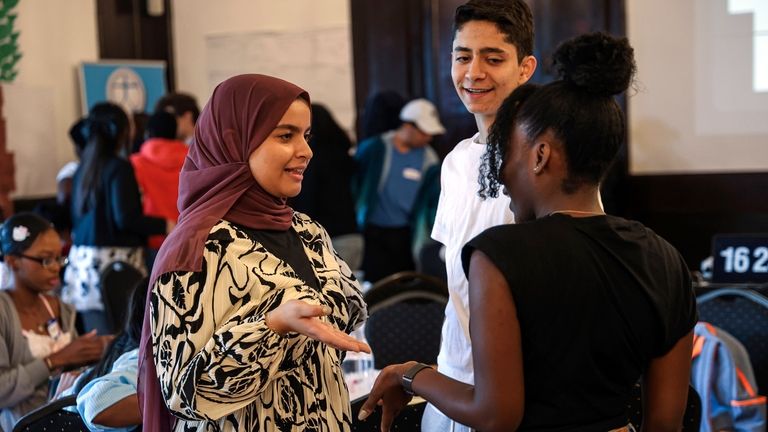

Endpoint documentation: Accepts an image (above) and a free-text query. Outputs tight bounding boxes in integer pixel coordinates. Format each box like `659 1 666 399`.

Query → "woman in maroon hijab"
138 74 369 431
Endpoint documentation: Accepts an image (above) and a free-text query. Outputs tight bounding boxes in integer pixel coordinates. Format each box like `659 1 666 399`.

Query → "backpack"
691 322 766 431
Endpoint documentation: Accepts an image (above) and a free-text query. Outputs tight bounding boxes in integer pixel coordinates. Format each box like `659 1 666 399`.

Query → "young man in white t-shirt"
424 1 536 430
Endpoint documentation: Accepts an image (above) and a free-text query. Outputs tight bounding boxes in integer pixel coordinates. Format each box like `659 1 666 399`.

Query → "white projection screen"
627 0 768 174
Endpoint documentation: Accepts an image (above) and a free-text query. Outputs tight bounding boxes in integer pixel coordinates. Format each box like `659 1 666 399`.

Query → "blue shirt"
76 348 139 432
368 145 426 227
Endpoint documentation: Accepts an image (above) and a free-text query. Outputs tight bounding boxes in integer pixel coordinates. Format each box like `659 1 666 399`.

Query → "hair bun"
553 32 636 97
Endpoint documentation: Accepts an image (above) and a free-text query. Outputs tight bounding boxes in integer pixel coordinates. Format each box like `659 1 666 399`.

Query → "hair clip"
12 226 30 242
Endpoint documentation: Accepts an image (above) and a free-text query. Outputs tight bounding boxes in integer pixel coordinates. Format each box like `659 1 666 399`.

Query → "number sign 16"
719 246 768 273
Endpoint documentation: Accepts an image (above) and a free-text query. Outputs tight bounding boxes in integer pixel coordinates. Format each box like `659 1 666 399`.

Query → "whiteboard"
205 27 355 136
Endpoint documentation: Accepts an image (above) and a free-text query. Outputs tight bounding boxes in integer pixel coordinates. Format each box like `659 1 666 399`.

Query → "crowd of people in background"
0 72 446 429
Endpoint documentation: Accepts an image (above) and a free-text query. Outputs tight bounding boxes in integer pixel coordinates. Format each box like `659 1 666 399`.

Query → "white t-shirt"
431 133 515 385
56 161 79 183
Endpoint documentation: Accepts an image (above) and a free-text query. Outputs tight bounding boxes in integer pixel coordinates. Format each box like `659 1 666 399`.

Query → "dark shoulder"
463 220 553 276
103 157 135 178
105 156 133 169
610 216 684 262
356 135 385 155
473 216 566 244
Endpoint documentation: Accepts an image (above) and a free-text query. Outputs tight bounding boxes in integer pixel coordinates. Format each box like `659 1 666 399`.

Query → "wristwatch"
401 362 432 396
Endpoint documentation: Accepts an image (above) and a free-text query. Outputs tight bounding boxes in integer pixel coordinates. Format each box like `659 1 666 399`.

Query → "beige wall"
171 0 355 131
628 0 768 174
6 0 354 198
9 1 765 196
3 0 99 198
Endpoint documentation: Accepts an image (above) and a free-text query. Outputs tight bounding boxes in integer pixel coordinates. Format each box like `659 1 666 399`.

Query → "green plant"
0 0 21 83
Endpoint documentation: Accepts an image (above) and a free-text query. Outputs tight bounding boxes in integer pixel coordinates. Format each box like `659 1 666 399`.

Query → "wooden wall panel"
96 0 175 91
627 174 768 268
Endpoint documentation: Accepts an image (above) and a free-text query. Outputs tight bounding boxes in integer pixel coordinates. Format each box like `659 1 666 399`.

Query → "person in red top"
129 111 187 252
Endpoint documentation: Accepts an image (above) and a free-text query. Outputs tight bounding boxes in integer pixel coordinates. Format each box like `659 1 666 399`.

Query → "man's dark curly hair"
453 0 534 62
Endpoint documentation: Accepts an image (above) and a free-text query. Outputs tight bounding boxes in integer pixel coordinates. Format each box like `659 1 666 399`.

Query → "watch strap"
401 362 432 396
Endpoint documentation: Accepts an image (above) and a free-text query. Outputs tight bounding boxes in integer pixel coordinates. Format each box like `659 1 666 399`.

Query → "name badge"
46 319 63 341
402 167 421 181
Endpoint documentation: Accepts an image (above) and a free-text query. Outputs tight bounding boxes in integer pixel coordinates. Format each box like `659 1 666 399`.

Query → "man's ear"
518 55 537 85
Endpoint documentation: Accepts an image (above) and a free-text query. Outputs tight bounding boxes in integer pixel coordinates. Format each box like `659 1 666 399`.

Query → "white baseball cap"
399 98 446 136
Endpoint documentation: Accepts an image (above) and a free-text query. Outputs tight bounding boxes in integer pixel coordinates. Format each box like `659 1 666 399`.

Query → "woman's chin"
285 188 302 199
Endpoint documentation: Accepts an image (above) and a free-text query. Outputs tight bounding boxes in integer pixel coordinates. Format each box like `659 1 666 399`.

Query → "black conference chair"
627 383 702 431
12 395 87 432
697 287 768 396
363 271 448 370
351 395 426 432
99 261 144 334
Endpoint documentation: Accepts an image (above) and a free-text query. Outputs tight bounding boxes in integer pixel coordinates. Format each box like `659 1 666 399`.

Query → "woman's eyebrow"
274 124 303 133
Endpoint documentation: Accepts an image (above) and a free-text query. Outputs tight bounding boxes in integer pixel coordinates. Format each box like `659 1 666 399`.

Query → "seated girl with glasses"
0 212 113 431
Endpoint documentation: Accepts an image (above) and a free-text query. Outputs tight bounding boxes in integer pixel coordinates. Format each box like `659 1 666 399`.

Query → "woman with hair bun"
62 102 174 335
361 33 696 432
0 212 112 431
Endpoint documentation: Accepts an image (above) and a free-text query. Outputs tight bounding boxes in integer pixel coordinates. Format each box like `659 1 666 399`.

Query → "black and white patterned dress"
151 213 367 431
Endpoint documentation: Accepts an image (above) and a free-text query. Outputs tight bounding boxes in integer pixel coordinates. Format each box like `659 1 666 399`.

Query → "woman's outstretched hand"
266 300 371 353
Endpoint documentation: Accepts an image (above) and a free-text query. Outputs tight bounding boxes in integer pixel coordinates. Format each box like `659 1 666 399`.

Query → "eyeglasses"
19 254 69 270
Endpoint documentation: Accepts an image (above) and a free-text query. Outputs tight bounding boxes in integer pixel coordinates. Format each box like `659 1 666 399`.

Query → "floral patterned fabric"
62 245 146 312
152 213 367 431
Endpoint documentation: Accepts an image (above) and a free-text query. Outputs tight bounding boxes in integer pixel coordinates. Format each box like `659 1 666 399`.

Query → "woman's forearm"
410 367 519 432
90 394 141 427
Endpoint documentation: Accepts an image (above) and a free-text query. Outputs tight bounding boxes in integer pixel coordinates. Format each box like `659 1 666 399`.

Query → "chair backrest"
627 383 702 431
363 272 448 369
12 395 87 432
350 395 426 432
697 288 768 395
99 261 143 334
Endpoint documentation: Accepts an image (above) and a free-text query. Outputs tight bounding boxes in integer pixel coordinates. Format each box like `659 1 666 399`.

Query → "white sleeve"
431 151 454 244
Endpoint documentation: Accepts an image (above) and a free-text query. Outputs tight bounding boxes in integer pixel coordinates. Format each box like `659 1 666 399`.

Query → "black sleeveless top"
462 214 697 431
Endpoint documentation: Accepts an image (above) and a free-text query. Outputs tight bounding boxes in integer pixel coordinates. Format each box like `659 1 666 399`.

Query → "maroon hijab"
138 74 309 431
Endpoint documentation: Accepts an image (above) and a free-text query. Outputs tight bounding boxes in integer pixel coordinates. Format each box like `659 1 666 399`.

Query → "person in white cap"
353 98 445 283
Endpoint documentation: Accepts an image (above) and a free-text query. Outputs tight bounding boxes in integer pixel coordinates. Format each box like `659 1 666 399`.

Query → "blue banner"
79 61 167 115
